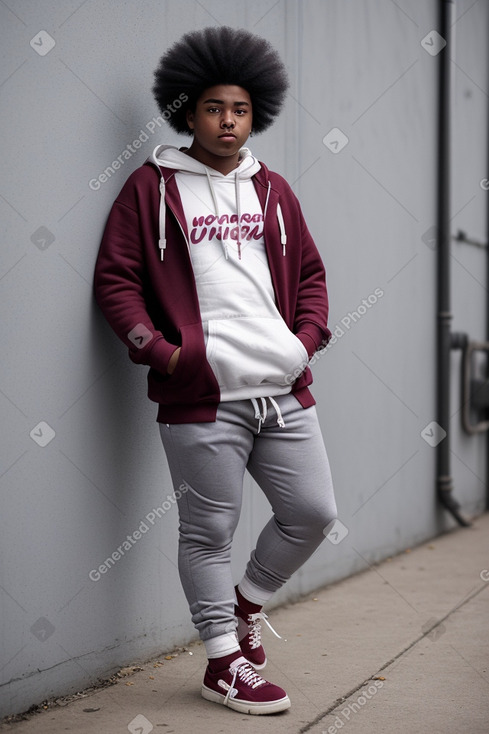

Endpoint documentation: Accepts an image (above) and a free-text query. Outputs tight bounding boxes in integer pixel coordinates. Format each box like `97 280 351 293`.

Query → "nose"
220 112 235 129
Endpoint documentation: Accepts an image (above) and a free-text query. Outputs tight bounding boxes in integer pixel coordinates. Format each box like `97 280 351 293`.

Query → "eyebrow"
202 98 250 106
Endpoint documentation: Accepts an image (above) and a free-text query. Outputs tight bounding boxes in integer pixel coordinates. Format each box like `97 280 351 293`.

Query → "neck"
185 143 241 175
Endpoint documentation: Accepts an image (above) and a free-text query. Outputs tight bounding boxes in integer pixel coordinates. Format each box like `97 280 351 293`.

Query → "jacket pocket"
148 322 218 404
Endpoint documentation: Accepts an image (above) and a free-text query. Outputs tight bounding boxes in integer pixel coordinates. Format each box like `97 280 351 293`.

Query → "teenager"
94 26 337 716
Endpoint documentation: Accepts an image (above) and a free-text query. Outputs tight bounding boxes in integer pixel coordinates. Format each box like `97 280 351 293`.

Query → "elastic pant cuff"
204 632 241 659
238 575 276 607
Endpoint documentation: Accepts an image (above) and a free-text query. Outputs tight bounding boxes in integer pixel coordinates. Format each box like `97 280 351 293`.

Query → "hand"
167 347 181 375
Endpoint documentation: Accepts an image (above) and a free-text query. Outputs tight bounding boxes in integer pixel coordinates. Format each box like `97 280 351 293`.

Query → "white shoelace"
223 661 266 705
247 611 284 649
250 397 286 433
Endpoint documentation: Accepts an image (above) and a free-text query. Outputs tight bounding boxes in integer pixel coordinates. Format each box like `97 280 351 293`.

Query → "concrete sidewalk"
2 514 488 734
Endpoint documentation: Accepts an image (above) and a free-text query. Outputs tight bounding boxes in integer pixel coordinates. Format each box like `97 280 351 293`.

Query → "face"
186 84 253 169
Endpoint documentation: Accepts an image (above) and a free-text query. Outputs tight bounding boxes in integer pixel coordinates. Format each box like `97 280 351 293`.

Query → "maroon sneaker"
201 655 290 715
236 609 283 670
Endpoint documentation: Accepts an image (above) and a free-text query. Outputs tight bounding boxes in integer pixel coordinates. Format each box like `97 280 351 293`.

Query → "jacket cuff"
296 323 331 359
296 332 316 360
144 336 179 373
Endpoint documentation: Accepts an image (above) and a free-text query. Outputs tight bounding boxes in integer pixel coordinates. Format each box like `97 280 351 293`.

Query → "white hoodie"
149 145 308 402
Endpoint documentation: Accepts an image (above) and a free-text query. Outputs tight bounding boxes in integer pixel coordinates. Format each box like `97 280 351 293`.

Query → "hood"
149 144 261 179
147 145 286 261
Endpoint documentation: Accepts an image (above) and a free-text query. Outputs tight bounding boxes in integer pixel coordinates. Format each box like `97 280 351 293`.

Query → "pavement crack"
299 581 488 732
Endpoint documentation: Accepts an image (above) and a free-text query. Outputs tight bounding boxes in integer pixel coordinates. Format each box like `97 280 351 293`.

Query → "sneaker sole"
201 685 291 715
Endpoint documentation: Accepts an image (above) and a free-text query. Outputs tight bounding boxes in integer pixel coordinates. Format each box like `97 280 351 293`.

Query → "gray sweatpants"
159 393 337 646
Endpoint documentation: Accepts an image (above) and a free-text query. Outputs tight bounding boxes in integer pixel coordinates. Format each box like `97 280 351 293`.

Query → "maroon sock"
235 585 262 616
208 650 243 674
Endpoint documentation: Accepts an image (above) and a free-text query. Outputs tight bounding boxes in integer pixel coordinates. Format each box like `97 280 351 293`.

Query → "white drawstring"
158 178 166 261
276 202 287 257
235 168 242 259
250 397 285 432
150 146 168 262
150 147 286 263
262 182 287 257
205 167 229 260
263 181 271 218
251 397 267 433
268 396 285 427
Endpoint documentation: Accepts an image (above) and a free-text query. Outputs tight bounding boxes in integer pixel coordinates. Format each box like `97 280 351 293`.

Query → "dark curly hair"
152 26 289 135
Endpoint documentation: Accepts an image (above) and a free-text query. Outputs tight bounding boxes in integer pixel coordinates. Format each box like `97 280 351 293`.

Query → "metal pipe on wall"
486 4 489 512
436 0 471 526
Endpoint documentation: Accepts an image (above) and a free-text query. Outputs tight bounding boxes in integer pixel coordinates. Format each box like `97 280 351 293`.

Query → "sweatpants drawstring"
269 397 285 428
250 397 285 433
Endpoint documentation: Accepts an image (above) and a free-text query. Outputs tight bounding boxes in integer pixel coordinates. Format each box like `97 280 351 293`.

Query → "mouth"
218 133 237 140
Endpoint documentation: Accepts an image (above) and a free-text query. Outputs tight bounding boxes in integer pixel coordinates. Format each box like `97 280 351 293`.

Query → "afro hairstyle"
152 26 289 135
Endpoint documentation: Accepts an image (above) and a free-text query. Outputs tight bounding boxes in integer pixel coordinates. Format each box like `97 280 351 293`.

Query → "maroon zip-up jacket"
93 157 331 423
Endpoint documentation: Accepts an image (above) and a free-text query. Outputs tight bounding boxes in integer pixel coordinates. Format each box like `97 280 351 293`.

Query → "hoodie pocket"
206 316 309 391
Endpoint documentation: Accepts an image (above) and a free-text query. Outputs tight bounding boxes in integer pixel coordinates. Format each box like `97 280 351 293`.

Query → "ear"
186 109 195 130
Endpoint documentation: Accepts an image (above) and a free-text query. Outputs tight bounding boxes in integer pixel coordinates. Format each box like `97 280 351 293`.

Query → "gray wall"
1 0 487 717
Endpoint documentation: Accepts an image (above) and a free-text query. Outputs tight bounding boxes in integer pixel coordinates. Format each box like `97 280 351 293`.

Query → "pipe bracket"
462 340 489 434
